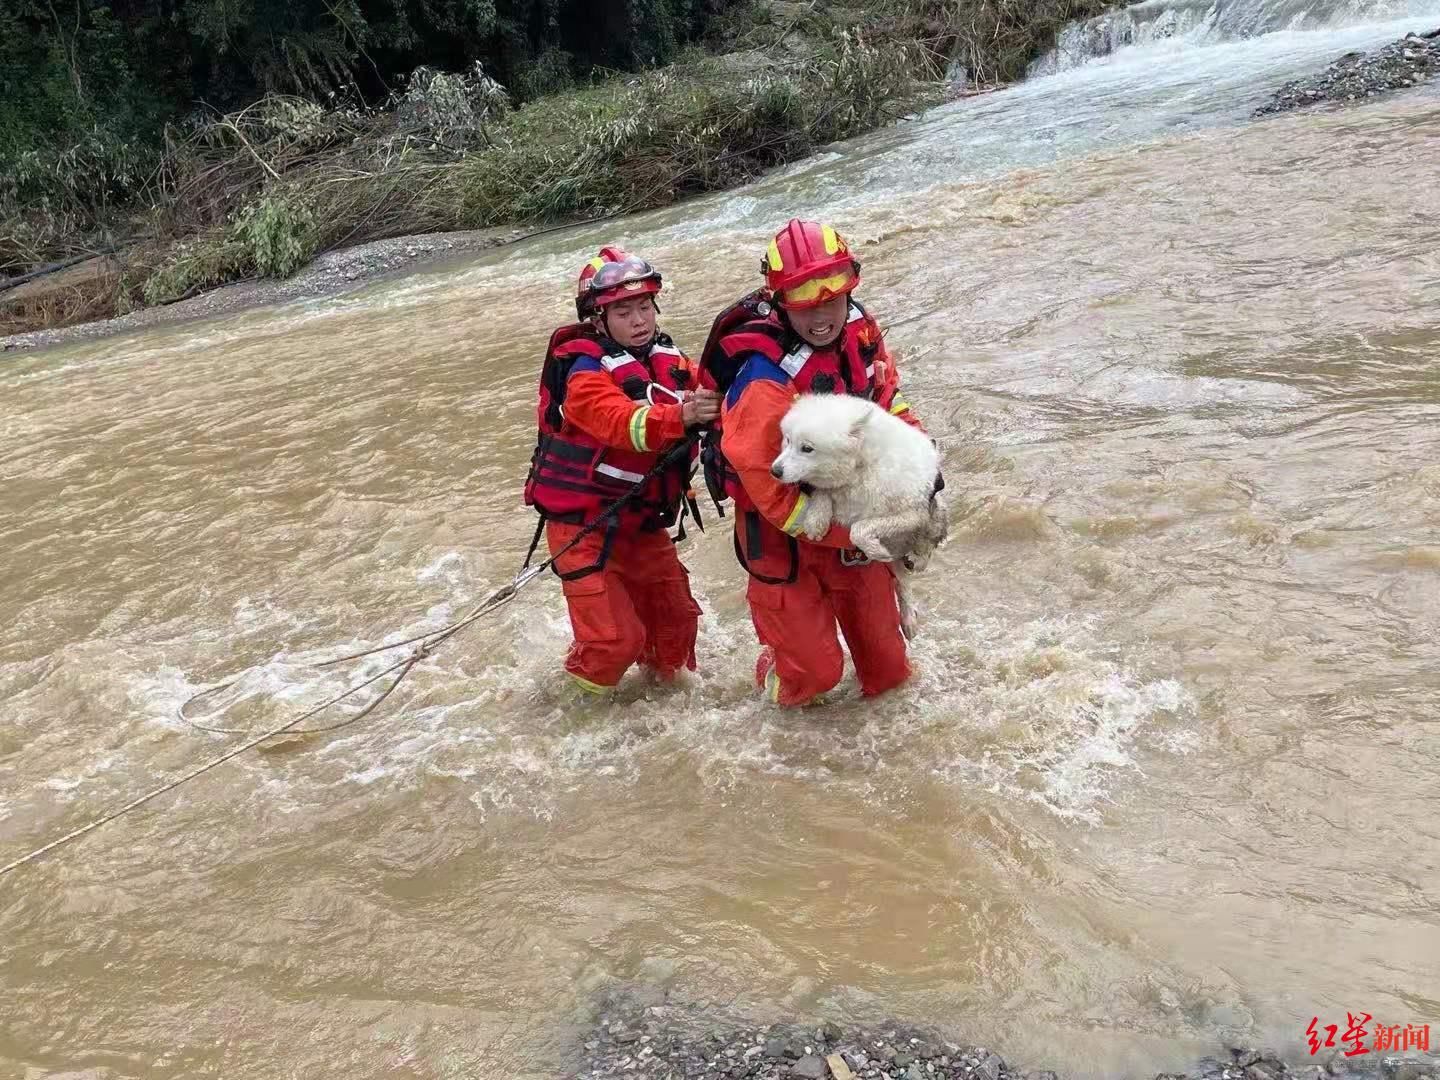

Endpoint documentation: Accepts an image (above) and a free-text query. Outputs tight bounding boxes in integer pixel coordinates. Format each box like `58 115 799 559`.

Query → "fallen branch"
0 248 119 295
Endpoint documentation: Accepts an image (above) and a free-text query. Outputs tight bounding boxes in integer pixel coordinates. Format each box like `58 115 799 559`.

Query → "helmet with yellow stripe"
761 219 862 310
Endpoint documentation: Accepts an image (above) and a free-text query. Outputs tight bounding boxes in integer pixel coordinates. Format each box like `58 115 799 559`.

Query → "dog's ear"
847 411 870 439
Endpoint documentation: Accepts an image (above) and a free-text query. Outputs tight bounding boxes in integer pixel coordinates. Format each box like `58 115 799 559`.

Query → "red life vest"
708 300 886 508
524 323 696 531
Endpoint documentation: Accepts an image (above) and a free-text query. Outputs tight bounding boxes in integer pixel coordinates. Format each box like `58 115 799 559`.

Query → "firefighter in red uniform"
525 248 721 696
712 220 924 706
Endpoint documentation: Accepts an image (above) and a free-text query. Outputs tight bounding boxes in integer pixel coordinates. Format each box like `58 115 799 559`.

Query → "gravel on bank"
566 991 1439 1080
1254 29 1440 116
0 227 525 354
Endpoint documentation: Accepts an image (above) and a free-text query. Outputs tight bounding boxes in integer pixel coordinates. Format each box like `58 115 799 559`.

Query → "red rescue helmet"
575 245 630 319
762 218 861 309
576 247 662 319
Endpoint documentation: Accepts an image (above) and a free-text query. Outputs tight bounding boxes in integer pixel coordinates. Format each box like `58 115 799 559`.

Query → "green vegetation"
1 0 1111 334
1 0 727 274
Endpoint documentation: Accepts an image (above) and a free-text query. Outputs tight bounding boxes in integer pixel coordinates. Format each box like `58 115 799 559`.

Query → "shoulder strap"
700 290 785 396
541 324 604 429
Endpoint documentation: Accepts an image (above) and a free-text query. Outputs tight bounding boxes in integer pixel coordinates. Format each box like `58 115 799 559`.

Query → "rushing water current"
4 2 1440 1077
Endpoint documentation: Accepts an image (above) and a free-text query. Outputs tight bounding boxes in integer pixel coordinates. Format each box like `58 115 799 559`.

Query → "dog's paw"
851 525 894 561
898 594 920 641
904 549 932 574
797 492 833 540
856 539 894 562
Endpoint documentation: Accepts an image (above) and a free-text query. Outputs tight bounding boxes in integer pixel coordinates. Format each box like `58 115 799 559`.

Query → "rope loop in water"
0 436 700 878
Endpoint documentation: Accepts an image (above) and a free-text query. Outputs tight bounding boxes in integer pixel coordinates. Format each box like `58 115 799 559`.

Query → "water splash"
1031 0 1440 74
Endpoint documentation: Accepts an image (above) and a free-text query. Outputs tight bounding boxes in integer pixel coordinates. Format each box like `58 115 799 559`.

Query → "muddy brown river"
4 4 1439 1077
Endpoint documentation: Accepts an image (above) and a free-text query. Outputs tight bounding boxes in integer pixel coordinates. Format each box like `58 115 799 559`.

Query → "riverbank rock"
1254 29 1440 116
564 991 1440 1080
569 997 1021 1080
0 227 523 353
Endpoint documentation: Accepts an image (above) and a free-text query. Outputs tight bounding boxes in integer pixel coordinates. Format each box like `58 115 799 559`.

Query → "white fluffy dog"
771 393 948 639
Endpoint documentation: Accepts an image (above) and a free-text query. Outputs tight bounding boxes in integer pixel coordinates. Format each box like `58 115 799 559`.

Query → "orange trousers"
746 545 911 707
547 520 701 690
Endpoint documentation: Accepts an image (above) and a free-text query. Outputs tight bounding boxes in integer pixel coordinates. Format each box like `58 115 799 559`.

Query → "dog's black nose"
770 463 784 479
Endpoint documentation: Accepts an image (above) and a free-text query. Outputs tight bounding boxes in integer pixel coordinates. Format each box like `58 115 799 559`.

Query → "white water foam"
115 546 1199 831
417 550 468 587
1031 0 1440 74
33 752 125 801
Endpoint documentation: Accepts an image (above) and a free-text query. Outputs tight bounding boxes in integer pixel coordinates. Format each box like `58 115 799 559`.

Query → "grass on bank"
1 0 1112 336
